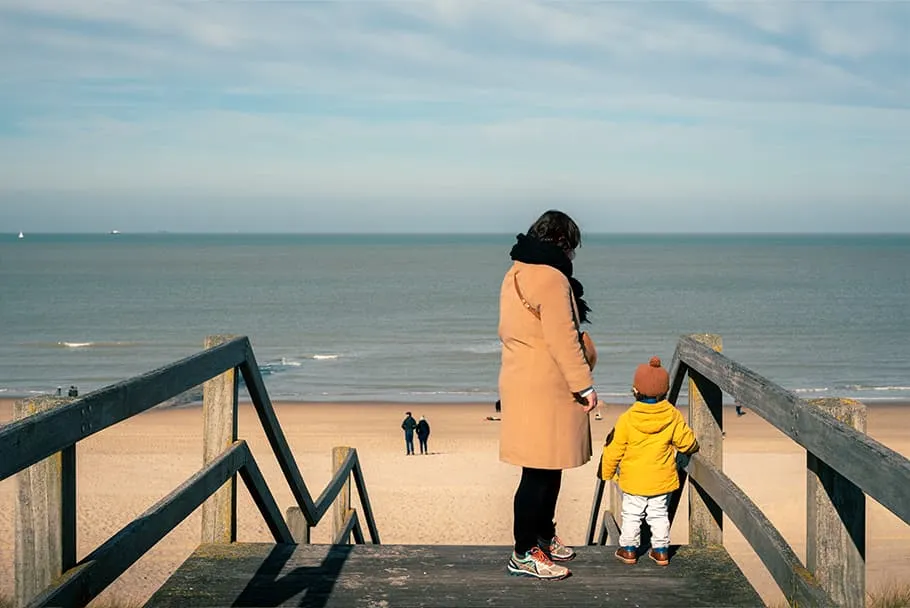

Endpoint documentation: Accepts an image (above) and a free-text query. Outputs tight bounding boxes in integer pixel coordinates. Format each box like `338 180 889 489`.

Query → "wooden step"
145 543 763 607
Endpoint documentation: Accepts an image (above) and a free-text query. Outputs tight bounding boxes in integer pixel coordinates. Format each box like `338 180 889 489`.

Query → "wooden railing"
1 335 379 608
587 334 910 608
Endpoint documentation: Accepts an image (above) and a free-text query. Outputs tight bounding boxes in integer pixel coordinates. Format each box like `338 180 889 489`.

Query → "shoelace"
529 546 556 566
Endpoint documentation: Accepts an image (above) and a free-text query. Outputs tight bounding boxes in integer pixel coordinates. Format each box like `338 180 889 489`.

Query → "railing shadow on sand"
587 333 910 608
0 335 380 608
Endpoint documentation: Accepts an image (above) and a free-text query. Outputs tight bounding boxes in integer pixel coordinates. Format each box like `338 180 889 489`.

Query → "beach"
1 398 909 606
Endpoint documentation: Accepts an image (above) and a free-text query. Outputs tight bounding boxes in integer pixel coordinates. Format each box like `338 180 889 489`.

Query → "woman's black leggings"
513 467 563 554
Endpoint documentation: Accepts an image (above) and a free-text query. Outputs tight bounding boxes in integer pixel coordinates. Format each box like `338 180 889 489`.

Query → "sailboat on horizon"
18 231 24 239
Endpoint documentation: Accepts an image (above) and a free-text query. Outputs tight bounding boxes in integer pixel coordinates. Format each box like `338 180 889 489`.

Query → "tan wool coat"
498 261 594 470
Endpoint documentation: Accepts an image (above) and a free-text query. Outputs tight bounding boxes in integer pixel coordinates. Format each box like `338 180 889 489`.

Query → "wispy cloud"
0 0 908 232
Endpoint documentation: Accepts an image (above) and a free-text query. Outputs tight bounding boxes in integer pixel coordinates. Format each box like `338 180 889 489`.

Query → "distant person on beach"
68 385 78 397
735 404 746 416
56 386 62 396
401 412 417 455
416 415 431 455
499 210 598 581
600 357 699 567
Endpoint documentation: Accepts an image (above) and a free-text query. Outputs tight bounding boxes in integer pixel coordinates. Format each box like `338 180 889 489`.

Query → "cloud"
0 0 908 232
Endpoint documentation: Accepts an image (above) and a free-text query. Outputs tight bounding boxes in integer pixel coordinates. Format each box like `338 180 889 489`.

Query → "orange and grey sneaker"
649 547 670 566
539 535 576 562
508 547 571 580
615 546 638 564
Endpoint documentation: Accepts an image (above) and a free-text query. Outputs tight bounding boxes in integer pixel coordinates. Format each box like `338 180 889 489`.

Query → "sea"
1 233 909 406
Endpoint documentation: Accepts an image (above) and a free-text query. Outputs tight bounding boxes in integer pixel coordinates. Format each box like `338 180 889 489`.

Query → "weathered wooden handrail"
686 454 832 607
673 335 910 524
27 441 292 608
7 335 380 608
0 339 247 483
588 333 910 607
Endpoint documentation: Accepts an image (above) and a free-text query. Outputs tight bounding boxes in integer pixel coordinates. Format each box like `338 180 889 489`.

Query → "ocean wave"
793 387 830 394
461 342 502 355
55 341 137 349
403 389 496 396
255 354 340 378
839 384 910 392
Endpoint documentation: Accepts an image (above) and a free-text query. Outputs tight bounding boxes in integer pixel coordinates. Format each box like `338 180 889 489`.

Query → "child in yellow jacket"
600 356 699 566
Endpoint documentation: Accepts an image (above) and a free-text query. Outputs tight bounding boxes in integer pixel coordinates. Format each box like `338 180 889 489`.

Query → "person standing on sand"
498 209 598 581
416 415 431 455
401 412 417 455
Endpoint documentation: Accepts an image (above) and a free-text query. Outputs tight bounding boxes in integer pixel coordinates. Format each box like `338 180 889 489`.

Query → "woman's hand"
582 390 598 413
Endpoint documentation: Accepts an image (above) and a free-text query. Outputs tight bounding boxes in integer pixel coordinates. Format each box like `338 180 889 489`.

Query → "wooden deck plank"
145 543 763 607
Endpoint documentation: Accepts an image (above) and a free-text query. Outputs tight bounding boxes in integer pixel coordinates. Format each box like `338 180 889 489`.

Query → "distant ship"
18 231 24 239
110 230 121 235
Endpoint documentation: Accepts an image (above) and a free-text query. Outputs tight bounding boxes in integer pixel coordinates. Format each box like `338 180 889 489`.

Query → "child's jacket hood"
625 400 678 435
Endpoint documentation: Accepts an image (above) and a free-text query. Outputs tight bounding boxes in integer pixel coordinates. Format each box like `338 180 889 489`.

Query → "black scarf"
509 233 590 324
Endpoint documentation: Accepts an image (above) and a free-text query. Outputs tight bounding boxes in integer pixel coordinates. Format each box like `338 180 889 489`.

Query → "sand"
1 398 908 606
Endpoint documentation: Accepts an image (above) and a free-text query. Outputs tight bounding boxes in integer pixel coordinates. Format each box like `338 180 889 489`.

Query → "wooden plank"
146 543 764 607
806 398 866 607
333 510 360 545
14 397 74 608
61 444 77 572
28 442 253 608
237 452 295 545
241 348 378 543
332 447 352 543
238 354 319 520
312 449 356 522
0 337 250 483
676 336 910 525
599 511 621 546
585 478 605 545
666 343 687 405
201 335 239 544
687 334 723 547
587 478 623 546
686 454 834 607
351 456 381 544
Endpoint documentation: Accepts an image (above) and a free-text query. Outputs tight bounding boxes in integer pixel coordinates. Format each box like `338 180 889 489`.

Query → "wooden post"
608 480 623 529
688 333 724 546
806 398 866 607
333 446 352 543
285 507 311 544
201 334 239 544
605 479 624 545
14 396 76 608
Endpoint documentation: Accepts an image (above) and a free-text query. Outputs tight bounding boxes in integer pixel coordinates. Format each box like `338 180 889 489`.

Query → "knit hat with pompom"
633 356 670 398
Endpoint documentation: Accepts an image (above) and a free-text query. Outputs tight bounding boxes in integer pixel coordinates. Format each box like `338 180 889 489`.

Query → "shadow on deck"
144 543 763 607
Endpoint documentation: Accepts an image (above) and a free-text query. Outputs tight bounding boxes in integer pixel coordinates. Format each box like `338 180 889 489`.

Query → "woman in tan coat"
499 210 598 581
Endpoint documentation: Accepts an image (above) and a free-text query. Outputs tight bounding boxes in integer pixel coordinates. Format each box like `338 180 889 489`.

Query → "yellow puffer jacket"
600 399 699 497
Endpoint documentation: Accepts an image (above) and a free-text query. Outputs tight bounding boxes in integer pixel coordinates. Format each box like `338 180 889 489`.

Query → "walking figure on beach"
600 357 699 567
416 415 431 455
498 210 598 581
401 411 417 455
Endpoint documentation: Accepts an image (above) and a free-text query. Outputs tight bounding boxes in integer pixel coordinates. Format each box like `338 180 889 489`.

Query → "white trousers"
618 492 672 549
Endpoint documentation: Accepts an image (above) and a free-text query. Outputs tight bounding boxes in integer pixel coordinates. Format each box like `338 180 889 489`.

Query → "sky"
0 1 908 233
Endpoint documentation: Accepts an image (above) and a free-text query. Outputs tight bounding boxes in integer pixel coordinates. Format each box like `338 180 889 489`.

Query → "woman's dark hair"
527 210 581 252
